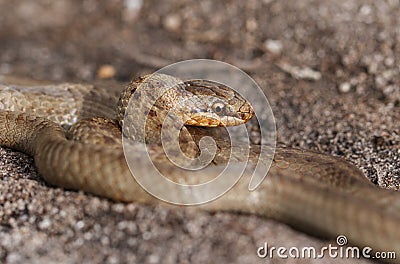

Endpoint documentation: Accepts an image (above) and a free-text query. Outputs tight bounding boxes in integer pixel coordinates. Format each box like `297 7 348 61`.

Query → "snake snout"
237 102 255 123
238 111 254 123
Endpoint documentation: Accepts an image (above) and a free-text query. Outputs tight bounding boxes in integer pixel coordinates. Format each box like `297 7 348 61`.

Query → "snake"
0 73 399 262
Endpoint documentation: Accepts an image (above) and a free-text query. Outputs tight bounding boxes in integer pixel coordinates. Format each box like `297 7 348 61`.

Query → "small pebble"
97 65 116 79
38 218 52 230
339 82 351 93
163 14 181 32
264 39 283 54
246 18 258 32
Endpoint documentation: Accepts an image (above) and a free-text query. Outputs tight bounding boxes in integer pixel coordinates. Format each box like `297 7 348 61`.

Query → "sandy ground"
0 0 399 263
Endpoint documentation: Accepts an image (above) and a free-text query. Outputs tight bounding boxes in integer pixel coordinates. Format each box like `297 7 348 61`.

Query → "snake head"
183 80 254 127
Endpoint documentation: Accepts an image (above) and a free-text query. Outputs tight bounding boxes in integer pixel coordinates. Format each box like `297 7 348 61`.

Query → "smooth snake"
0 73 399 262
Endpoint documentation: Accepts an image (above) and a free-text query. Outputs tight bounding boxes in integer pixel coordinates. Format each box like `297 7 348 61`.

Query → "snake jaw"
185 101 254 127
185 114 220 127
185 113 221 127
185 112 249 127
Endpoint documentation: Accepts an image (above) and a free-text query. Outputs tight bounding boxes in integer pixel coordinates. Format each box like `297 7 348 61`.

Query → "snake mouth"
185 113 247 127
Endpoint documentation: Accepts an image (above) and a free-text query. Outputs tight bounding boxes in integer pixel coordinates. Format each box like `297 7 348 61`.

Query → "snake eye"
212 102 225 115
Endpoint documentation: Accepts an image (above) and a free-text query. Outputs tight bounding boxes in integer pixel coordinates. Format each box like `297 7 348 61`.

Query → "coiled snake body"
0 74 399 262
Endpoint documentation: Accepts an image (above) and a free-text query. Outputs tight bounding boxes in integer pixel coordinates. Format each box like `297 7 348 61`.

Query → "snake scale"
0 74 399 262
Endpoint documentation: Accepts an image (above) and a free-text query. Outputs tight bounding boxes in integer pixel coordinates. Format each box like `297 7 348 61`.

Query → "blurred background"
0 1 399 263
1 0 398 85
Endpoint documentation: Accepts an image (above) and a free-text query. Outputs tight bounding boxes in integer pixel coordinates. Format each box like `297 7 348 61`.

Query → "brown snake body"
0 74 399 262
